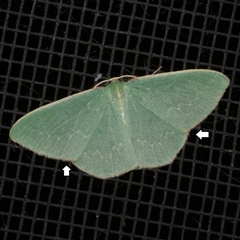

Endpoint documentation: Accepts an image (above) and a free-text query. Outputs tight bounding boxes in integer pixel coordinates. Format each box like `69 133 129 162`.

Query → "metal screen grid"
0 0 240 239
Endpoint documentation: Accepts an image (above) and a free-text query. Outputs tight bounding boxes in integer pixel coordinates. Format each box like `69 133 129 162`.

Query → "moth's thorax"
107 80 127 98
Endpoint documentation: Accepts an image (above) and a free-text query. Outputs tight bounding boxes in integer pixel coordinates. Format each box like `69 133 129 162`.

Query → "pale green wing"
10 88 110 160
118 69 229 169
127 69 229 131
10 85 138 178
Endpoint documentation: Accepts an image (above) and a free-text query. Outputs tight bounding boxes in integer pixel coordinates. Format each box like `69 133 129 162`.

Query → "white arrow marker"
196 130 209 140
62 166 71 176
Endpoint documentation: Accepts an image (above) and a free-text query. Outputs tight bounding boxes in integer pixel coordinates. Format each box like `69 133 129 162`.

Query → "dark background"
0 0 240 239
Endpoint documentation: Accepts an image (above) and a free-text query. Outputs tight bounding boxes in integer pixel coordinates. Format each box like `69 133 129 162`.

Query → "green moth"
10 70 229 179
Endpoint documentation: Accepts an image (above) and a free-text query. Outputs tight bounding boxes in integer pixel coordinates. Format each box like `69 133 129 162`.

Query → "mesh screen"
1 0 240 239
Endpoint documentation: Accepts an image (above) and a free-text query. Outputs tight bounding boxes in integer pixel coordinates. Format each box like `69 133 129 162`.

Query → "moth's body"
10 70 229 178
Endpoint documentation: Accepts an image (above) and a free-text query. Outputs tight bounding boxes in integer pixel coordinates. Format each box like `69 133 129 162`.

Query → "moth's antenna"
152 66 163 75
94 75 136 88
